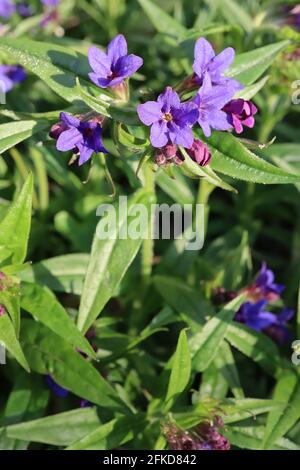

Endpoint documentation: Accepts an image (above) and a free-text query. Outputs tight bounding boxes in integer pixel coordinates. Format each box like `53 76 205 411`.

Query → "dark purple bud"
154 152 167 166
173 153 184 166
49 121 68 140
187 139 211 166
45 375 69 397
162 143 178 159
223 99 257 134
213 287 237 305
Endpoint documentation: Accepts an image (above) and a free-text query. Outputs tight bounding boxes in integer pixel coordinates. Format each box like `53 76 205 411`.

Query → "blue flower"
0 0 16 19
45 375 69 398
0 65 26 93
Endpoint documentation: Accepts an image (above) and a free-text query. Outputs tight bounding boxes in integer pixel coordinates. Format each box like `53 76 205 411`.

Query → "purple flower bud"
187 139 211 166
0 304 6 316
154 152 167 166
45 375 69 397
223 99 258 134
17 3 33 17
49 121 68 140
163 143 178 159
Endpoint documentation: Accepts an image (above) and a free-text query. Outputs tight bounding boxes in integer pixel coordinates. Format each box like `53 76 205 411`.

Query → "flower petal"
59 112 81 128
107 34 128 65
137 101 163 125
88 46 111 77
209 47 235 80
193 37 215 78
150 121 168 148
173 102 199 127
56 128 82 151
158 86 180 113
78 144 94 165
114 54 143 79
168 122 194 148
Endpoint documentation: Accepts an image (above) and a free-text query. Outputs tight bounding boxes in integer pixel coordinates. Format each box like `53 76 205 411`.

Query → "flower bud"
187 139 211 166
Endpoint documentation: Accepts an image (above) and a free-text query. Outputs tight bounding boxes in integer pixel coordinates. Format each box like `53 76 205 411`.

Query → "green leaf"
0 120 49 155
20 319 126 412
263 371 300 449
78 189 154 333
165 330 191 410
6 408 100 446
137 0 187 38
218 0 253 32
224 425 300 450
19 254 89 295
153 275 213 330
0 314 29 371
180 148 237 193
214 341 244 399
222 399 284 424
191 295 246 372
201 131 300 184
66 414 146 450
225 322 282 377
0 174 33 266
20 282 96 358
226 40 290 86
0 37 111 111
235 75 269 100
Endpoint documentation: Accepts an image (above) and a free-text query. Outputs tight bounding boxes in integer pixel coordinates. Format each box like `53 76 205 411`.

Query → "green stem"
141 163 155 282
196 179 215 238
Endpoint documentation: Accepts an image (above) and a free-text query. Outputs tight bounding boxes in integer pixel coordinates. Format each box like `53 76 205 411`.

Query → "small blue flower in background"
0 64 26 93
255 262 285 297
17 3 33 17
55 112 108 166
192 37 243 93
45 375 69 398
88 34 143 89
137 86 199 148
0 0 15 19
235 300 294 344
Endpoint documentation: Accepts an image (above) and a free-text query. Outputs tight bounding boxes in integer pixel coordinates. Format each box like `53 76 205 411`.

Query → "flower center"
164 112 173 122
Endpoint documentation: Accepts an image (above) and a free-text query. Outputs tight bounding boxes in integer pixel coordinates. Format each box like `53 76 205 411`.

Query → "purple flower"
41 0 60 6
255 262 285 298
0 65 26 93
55 112 108 165
88 34 143 89
137 87 199 148
193 74 236 137
80 399 92 408
193 37 243 92
223 99 258 134
0 0 16 19
45 375 69 398
164 417 230 451
187 139 211 166
235 300 294 344
17 3 33 17
286 5 300 30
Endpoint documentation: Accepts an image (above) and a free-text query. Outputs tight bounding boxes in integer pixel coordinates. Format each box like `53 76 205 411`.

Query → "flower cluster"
213 263 294 344
164 416 230 451
137 37 258 168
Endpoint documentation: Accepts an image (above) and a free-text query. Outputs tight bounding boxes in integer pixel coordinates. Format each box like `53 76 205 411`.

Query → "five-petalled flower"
88 34 143 89
55 112 108 165
137 87 199 148
0 65 26 93
193 36 243 93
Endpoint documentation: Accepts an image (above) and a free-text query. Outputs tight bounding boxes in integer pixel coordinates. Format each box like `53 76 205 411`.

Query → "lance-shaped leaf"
0 314 29 371
191 294 246 372
0 174 33 266
20 282 96 358
0 120 49 155
78 189 154 333
200 131 300 185
20 320 126 412
226 40 290 86
137 0 186 38
6 408 100 447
